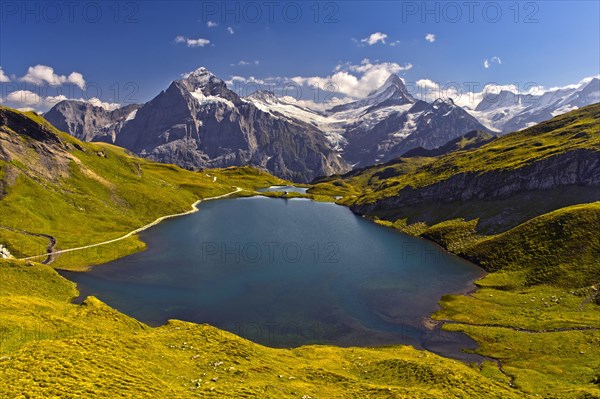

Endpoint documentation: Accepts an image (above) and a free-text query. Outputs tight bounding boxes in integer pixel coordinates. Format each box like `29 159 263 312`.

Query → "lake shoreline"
21 187 242 269
59 187 489 363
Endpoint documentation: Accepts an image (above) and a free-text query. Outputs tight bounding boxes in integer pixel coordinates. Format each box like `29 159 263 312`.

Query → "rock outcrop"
351 149 600 215
44 101 140 143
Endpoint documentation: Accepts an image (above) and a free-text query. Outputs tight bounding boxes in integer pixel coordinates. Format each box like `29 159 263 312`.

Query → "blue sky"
1 1 599 111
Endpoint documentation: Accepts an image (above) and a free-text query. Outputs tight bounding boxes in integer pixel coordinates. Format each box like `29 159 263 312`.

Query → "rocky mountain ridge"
44 68 600 181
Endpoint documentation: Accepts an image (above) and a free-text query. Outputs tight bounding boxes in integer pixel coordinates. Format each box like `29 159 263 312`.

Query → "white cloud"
86 97 121 111
478 83 548 98
291 59 412 98
230 60 259 67
175 36 211 47
6 90 42 105
389 40 401 46
416 78 439 90
227 26 234 34
67 72 85 89
548 74 600 91
484 56 501 69
207 21 218 27
225 75 267 87
4 89 120 112
410 78 553 109
425 33 436 43
19 65 86 89
360 32 387 46
0 67 10 82
5 90 70 109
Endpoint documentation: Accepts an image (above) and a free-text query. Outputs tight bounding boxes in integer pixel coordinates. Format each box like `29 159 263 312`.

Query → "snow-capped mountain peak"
179 67 227 93
44 68 598 182
366 73 414 102
176 67 237 103
430 98 458 111
247 90 279 103
469 75 599 133
327 74 415 114
184 66 216 80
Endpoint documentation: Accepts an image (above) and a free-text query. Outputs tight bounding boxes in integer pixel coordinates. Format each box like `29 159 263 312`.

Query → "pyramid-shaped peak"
385 73 404 85
174 67 239 103
365 73 414 103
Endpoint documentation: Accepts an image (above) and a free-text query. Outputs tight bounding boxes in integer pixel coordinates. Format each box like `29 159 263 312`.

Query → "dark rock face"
115 68 348 182
343 99 489 166
386 100 489 160
0 108 62 144
44 101 140 142
44 68 598 182
351 149 600 214
0 108 75 195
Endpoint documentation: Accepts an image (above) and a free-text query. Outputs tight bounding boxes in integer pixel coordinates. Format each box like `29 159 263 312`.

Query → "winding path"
19 187 242 263
0 226 57 265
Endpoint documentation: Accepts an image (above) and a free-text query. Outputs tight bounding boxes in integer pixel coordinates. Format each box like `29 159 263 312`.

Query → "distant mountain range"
469 77 599 133
317 103 600 236
44 68 600 181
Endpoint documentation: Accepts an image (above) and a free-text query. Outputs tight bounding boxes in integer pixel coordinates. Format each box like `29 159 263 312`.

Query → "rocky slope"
323 104 600 232
97 68 348 182
45 69 599 181
470 77 600 133
248 74 491 167
357 148 599 210
44 101 140 142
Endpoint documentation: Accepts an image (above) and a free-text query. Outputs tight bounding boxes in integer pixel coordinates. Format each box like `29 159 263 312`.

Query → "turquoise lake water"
61 195 486 362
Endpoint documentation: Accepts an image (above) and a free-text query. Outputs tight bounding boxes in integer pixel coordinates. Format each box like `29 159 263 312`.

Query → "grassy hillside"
309 156 434 198
427 203 600 396
401 129 497 158
312 104 600 233
0 259 527 398
356 103 599 201
1 106 599 397
0 107 286 270
333 105 600 397
0 106 527 398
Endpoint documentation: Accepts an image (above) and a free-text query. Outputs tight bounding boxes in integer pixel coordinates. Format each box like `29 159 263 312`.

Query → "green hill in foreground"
0 259 523 398
1 106 599 398
0 106 524 398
